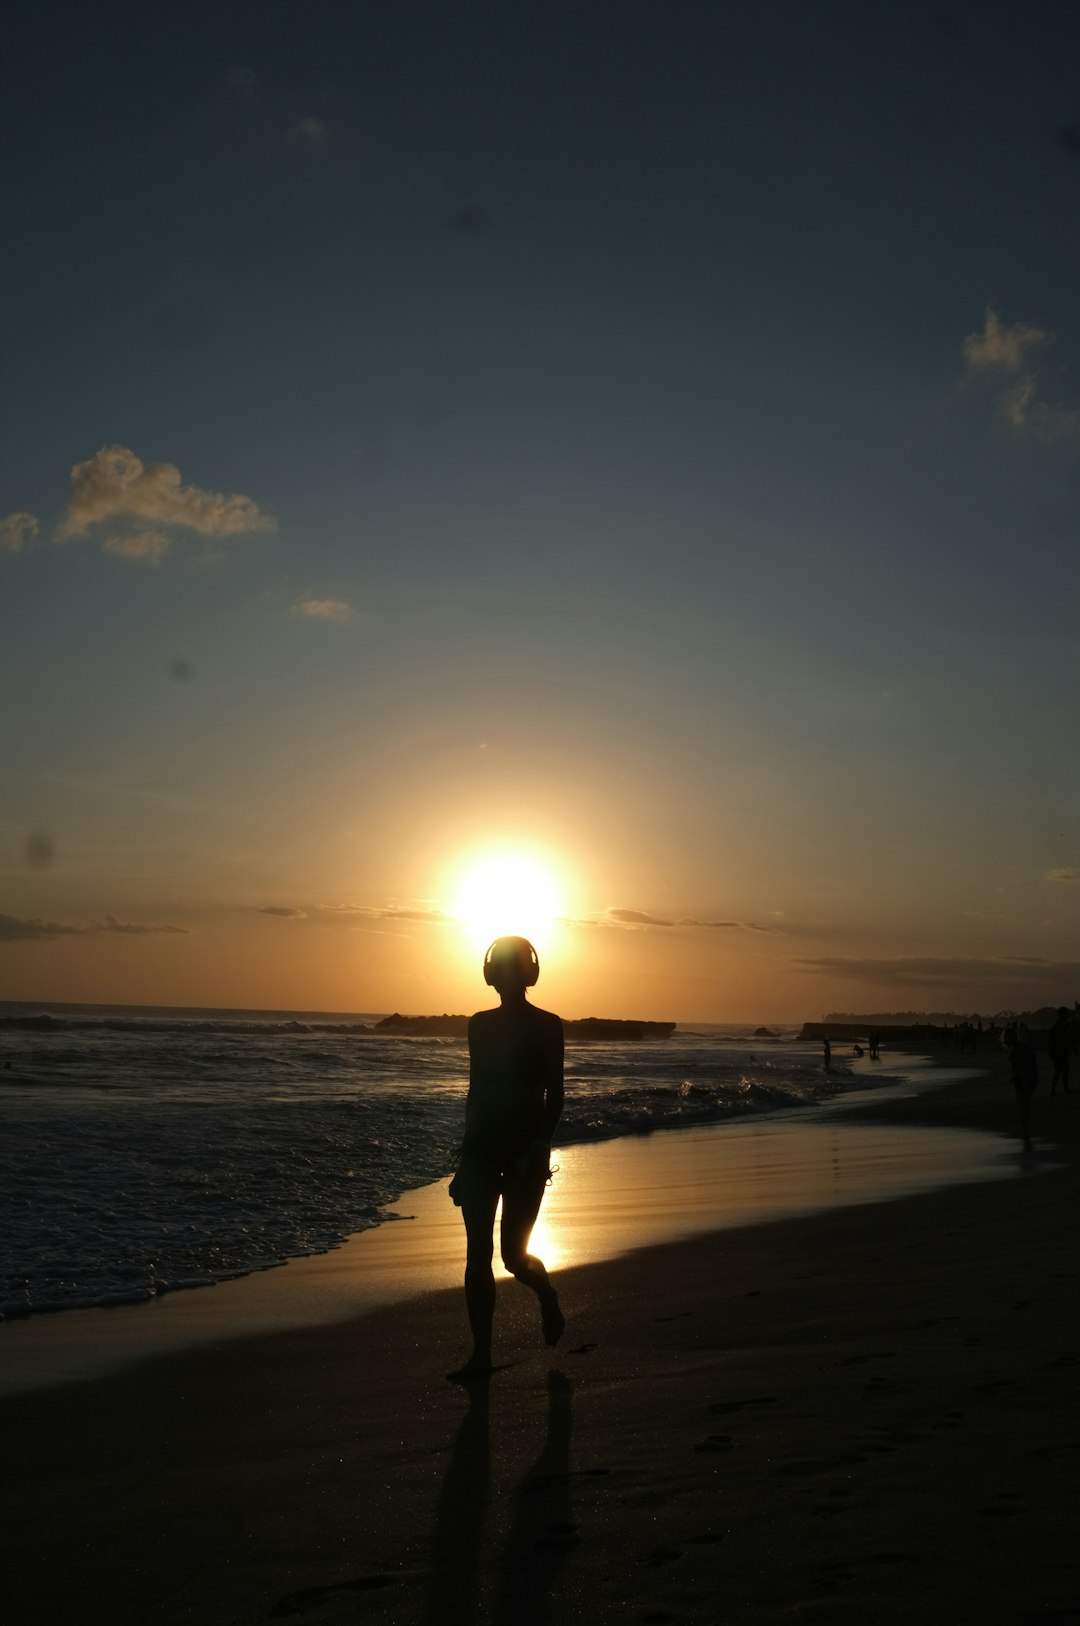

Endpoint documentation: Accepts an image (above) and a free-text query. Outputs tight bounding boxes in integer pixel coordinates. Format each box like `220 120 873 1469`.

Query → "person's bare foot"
539 1287 565 1347
447 1353 493 1382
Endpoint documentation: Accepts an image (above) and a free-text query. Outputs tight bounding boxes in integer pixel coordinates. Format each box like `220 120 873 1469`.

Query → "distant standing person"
1047 1007 1073 1095
447 936 565 1380
822 1036 832 1071
1002 1025 1038 1146
868 1031 880 1060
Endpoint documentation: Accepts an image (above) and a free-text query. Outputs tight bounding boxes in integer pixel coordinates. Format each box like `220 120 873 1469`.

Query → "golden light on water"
450 850 566 956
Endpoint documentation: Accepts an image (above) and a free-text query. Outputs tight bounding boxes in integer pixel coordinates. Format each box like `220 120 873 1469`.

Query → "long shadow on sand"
492 1370 576 1626
423 1371 576 1626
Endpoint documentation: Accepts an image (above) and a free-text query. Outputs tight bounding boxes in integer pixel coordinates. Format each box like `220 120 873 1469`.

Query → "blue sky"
2 0 1078 1018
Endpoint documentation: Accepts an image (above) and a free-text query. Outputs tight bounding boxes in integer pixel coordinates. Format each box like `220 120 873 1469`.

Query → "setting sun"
450 852 565 955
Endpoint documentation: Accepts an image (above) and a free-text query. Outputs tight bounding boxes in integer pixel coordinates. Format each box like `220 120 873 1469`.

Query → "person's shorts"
449 1144 549 1207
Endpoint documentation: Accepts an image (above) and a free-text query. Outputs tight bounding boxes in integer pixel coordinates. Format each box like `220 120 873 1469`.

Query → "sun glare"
451 852 564 956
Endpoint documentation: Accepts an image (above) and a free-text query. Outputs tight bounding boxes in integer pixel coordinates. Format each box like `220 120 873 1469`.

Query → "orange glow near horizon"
449 850 568 959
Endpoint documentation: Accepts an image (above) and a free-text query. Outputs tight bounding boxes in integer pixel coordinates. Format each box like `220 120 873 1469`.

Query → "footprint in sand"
980 1491 1026 1518
710 1395 777 1415
694 1433 735 1454
268 1576 394 1617
776 1452 866 1477
637 1546 682 1567
534 1520 582 1552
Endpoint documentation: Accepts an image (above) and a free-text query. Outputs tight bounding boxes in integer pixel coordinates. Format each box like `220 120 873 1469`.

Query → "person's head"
483 935 539 994
1002 1026 1018 1050
1058 1007 1069 1020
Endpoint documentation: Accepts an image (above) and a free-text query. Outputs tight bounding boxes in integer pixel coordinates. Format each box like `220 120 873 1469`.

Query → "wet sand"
3 1047 1077 1624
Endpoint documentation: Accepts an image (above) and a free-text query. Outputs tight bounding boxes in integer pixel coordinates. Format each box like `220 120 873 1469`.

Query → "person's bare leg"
449 1185 500 1380
501 1174 565 1348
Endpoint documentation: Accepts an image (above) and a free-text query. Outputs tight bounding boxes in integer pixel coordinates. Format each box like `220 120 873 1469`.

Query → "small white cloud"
293 595 355 622
999 373 1037 431
963 306 1050 372
59 445 275 543
228 66 259 106
1048 867 1080 883
103 528 172 565
1 511 40 553
290 115 330 148
964 308 1080 444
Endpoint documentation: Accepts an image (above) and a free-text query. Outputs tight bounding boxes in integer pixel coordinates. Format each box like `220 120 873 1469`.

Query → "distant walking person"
1047 1007 1073 1095
1002 1025 1038 1146
448 936 565 1380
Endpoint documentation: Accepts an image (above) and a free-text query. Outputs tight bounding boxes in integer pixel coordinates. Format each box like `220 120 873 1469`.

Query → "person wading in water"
447 935 565 1379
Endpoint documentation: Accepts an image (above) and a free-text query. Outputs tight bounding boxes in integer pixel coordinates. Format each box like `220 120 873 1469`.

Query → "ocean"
0 1001 883 1319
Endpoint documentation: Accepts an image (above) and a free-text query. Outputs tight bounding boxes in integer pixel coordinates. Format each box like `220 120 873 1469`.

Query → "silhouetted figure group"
1000 1009 1078 1148
1047 1007 1074 1096
1002 1024 1038 1146
955 1021 980 1055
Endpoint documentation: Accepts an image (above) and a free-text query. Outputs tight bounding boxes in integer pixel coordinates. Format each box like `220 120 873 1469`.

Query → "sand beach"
3 1045 1077 1626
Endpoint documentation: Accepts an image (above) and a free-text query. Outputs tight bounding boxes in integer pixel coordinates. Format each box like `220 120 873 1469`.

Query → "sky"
2 0 1078 1022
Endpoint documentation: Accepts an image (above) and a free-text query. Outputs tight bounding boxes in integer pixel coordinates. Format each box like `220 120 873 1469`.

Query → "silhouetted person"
1002 1025 1037 1146
448 936 565 1379
868 1030 881 1060
822 1036 832 1071
1048 1007 1073 1095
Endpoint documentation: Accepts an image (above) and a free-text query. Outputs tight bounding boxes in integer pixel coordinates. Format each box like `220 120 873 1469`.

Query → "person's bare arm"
539 1012 564 1144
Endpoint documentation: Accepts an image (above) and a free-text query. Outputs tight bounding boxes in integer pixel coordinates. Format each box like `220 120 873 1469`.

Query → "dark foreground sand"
4 1052 1078 1626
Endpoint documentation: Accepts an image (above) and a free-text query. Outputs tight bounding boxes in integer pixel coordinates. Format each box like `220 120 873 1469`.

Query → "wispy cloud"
102 913 189 936
602 907 773 933
962 306 1050 372
963 306 1080 443
103 528 172 565
998 376 1080 443
217 68 333 167
1 511 39 554
58 445 275 549
258 901 452 925
289 115 330 149
1047 867 1080 884
293 595 355 622
0 911 191 942
796 955 1080 990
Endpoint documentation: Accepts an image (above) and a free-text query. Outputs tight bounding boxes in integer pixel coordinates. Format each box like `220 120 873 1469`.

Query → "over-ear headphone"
483 935 540 987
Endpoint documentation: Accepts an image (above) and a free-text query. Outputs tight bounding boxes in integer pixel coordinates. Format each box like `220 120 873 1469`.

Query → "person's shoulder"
527 1003 563 1034
469 1007 499 1031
